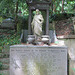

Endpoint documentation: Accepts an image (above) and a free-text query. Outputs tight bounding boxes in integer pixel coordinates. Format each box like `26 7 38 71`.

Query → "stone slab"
1 23 14 28
10 45 68 75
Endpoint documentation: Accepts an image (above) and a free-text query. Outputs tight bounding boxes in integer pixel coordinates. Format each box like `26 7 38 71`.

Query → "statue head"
36 9 40 15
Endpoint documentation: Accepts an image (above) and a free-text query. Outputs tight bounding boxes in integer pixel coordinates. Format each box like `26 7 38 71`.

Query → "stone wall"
57 35 75 75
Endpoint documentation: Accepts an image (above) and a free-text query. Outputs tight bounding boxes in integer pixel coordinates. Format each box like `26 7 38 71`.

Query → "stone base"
10 45 68 75
69 60 75 75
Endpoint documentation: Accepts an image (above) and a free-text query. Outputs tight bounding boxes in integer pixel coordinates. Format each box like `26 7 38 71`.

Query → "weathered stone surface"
10 45 68 75
1 18 15 28
69 60 75 75
49 30 56 43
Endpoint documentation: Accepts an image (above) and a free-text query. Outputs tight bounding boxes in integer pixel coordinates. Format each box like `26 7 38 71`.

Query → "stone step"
0 70 9 75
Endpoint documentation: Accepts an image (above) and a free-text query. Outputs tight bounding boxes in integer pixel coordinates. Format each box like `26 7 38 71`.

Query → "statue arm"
40 15 44 23
38 15 44 24
34 15 44 24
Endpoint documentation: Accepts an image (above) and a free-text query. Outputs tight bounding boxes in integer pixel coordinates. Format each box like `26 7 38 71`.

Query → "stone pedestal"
10 45 68 75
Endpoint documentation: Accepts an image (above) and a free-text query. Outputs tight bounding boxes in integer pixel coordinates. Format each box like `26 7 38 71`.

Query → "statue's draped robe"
31 14 44 37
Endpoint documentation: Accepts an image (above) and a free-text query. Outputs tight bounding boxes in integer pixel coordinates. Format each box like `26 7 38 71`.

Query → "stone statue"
31 9 44 40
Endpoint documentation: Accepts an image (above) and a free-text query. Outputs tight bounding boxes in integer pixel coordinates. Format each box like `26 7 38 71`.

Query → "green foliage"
0 0 28 17
52 0 75 14
64 1 75 13
0 17 3 23
0 30 21 47
0 74 3 75
0 0 75 31
0 0 75 16
0 47 2 53
0 62 2 70
13 0 18 3
49 13 74 22
17 15 28 32
18 2 28 16
0 0 15 16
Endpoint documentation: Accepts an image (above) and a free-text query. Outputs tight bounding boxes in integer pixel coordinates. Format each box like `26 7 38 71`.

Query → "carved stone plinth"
10 45 68 75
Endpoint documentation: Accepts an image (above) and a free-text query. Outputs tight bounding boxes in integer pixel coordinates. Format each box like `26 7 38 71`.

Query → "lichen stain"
22 60 48 75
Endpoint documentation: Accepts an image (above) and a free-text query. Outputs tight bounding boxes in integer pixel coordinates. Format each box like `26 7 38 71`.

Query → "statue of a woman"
31 9 44 40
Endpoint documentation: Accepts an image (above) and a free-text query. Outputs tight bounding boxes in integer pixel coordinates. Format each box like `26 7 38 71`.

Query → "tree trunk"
62 0 64 13
53 4 56 13
51 2 53 15
15 1 18 32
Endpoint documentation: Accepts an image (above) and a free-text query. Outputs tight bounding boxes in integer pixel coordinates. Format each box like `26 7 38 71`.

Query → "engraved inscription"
10 46 67 75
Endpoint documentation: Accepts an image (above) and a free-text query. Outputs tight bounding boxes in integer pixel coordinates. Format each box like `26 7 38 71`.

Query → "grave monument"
10 0 68 75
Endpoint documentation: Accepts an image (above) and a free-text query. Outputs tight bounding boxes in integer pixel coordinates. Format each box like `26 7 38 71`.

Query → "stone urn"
27 35 35 44
41 35 51 45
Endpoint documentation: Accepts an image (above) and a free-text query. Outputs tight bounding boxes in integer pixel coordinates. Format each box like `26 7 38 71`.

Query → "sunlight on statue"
31 9 44 40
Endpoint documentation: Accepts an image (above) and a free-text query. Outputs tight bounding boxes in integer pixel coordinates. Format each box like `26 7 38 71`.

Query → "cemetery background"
0 0 75 75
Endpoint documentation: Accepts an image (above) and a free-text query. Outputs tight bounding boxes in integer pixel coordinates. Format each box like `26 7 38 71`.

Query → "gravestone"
1 18 15 29
10 45 68 75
